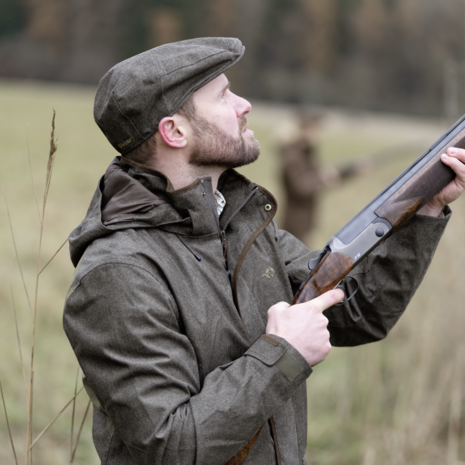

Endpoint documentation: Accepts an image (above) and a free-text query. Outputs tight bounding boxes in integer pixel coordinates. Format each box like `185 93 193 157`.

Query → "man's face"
187 74 260 169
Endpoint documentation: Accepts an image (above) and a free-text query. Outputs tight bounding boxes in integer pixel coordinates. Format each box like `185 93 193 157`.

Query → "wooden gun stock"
374 131 463 230
292 253 354 305
293 116 465 306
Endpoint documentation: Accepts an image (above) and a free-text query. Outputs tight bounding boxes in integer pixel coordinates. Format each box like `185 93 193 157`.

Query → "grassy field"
0 79 464 464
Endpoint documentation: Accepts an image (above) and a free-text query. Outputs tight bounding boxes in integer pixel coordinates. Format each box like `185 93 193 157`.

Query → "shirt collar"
214 189 226 216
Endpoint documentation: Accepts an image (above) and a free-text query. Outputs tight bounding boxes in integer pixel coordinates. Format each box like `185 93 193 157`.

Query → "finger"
306 289 345 313
442 153 465 184
447 147 465 162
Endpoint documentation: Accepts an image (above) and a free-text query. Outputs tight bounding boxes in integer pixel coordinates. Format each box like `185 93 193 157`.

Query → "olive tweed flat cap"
94 37 245 154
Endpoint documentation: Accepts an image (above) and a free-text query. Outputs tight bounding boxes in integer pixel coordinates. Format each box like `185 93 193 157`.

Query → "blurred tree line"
0 0 464 116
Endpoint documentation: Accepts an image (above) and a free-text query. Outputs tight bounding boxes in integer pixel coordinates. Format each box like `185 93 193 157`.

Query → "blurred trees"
0 0 464 116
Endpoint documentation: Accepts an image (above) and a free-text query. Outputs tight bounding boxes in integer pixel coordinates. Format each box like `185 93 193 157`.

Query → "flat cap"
94 37 245 154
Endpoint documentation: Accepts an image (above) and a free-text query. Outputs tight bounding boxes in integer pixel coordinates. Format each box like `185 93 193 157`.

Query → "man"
63 38 465 465
280 109 336 242
280 108 383 243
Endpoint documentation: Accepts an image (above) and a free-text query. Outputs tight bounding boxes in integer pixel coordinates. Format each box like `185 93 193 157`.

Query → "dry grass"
0 79 464 464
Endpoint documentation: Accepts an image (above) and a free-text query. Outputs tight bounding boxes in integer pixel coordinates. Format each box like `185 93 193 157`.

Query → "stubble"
188 115 261 169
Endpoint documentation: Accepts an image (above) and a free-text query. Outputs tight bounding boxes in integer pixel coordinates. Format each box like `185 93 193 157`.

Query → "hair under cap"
94 37 245 155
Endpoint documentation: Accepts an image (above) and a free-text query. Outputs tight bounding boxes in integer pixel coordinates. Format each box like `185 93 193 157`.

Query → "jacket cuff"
416 204 452 220
245 334 312 387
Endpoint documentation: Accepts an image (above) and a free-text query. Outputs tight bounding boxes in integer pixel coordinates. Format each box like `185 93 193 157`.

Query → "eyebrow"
220 81 231 96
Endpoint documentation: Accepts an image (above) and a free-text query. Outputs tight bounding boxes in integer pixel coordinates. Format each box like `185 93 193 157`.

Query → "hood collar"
69 157 271 266
120 157 223 236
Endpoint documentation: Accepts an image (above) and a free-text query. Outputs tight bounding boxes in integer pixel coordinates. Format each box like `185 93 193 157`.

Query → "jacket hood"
68 157 259 267
100 158 168 224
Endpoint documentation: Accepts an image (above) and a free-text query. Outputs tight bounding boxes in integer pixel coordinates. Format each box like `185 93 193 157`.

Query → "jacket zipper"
201 179 280 465
200 179 258 284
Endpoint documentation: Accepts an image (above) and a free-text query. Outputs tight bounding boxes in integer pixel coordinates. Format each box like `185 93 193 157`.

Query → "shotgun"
292 115 465 306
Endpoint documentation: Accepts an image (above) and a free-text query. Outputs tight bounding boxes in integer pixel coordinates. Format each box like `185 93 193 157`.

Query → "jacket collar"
114 157 259 237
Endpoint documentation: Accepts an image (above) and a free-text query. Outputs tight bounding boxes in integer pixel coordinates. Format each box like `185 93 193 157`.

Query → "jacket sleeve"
276 208 451 346
63 262 312 465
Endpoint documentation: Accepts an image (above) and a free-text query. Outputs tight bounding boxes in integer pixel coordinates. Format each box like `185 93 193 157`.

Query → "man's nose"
234 94 252 118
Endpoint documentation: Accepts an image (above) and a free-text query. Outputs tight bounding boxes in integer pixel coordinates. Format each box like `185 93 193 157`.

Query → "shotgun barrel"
293 115 465 305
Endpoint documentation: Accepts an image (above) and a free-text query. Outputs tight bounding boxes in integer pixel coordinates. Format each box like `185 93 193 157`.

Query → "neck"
145 147 225 192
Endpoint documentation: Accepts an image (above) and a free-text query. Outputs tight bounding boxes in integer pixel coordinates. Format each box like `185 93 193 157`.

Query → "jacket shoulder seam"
72 262 181 324
78 261 160 283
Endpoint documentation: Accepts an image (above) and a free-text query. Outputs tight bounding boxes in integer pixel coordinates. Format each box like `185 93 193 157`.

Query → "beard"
188 114 261 169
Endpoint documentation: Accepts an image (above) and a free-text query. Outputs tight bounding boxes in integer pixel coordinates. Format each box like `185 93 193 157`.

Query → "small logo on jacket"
263 267 275 279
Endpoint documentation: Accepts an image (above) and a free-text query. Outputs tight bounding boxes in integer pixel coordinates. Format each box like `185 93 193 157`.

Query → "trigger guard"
335 275 359 306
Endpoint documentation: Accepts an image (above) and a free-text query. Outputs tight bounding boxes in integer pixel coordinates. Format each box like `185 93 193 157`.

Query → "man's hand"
418 147 465 217
266 289 344 367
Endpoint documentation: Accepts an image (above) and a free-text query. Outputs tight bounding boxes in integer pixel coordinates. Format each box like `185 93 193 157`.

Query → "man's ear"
158 116 188 148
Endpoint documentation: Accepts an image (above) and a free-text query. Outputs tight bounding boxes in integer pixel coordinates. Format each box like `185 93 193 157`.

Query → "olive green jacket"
63 157 449 465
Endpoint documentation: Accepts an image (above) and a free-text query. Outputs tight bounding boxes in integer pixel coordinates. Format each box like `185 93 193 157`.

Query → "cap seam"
160 49 227 78
165 52 244 116
111 94 145 145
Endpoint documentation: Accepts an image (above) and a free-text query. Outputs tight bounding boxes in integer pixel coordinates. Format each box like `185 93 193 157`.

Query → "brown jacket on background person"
281 135 325 243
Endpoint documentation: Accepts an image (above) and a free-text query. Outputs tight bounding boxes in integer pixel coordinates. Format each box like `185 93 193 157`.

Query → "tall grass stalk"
70 367 80 456
25 110 57 465
38 238 68 276
70 400 91 464
29 387 84 451
1 381 19 465
26 129 41 222
0 110 92 464
4 111 92 463
3 187 33 317
9 268 28 399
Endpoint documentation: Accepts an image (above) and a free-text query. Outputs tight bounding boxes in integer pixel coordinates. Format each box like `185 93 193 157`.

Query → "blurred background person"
281 109 338 242
281 108 377 243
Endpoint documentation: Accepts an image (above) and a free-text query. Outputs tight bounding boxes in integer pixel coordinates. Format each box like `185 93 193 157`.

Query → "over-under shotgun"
293 115 465 305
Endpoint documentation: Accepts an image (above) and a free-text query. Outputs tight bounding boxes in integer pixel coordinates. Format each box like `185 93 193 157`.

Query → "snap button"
264 204 272 212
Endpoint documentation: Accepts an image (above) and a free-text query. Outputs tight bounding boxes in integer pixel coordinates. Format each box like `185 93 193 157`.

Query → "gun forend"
292 115 465 306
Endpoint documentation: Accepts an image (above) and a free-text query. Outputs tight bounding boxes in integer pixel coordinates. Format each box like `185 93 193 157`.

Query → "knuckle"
268 301 288 315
